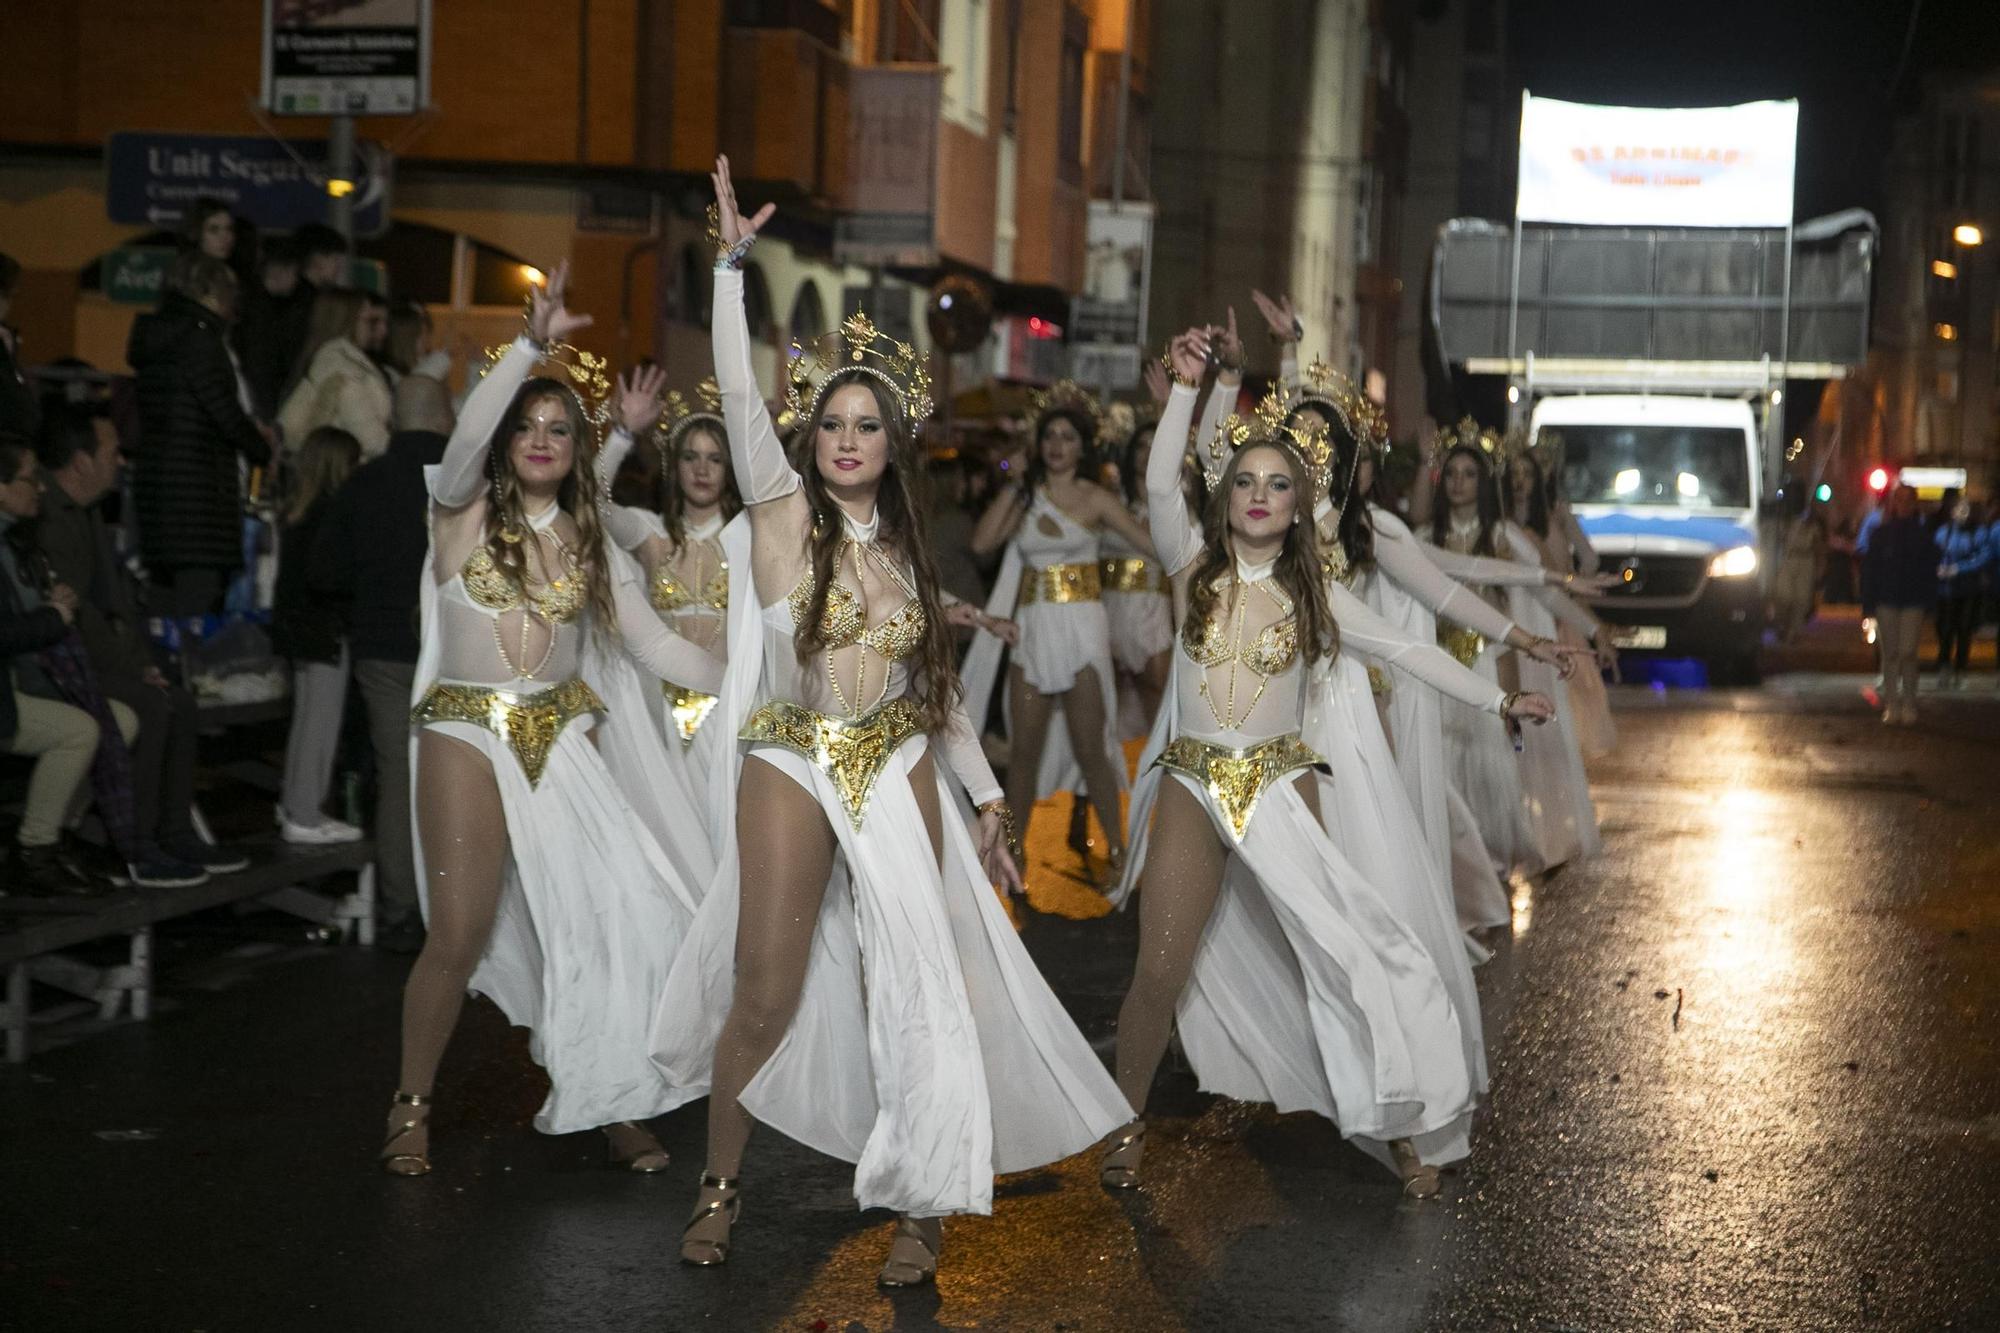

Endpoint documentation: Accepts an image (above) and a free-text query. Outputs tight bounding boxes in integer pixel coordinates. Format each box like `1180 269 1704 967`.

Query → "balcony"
720 15 849 205
725 0 841 49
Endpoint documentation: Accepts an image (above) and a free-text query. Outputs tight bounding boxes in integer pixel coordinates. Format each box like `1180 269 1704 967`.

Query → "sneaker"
127 856 211 890
9 843 105 897
280 814 365 845
163 838 252 875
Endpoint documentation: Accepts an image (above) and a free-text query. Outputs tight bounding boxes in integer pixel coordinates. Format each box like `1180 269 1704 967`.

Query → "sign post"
262 0 432 117
1069 201 1154 394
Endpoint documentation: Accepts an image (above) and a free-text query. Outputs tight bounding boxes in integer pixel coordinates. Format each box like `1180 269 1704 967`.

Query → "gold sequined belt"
1437 625 1487 670
1099 556 1167 595
1367 665 1392 697
1017 560 1102 607
740 696 925 830
661 680 720 747
1154 732 1324 843
411 678 604 788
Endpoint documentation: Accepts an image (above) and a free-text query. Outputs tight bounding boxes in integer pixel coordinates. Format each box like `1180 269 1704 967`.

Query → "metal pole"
329 115 356 280
1505 218 1525 398
1775 216 1795 488
1111 0 1135 209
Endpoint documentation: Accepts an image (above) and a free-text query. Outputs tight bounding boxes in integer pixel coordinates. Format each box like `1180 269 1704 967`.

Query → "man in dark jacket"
0 253 41 447
308 374 451 949
0 435 102 897
127 255 272 617
36 407 249 876
234 235 304 421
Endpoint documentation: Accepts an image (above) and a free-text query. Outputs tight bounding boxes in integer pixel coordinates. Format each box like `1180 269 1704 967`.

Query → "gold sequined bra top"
651 561 729 615
786 570 925 662
460 542 587 623
1182 579 1300 678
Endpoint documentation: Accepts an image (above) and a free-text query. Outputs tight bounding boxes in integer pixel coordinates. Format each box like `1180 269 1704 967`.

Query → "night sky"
1509 0 2000 218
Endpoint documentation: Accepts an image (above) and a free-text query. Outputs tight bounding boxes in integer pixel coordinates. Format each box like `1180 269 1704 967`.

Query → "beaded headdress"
1292 356 1389 455
1202 384 1335 499
476 339 616 438
657 376 725 454
784 311 934 428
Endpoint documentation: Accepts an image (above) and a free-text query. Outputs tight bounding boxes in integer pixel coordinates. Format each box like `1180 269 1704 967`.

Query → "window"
741 261 775 341
677 244 713 328
1057 7 1088 186
1560 424 1753 510
876 0 940 62
940 0 989 132
788 281 828 345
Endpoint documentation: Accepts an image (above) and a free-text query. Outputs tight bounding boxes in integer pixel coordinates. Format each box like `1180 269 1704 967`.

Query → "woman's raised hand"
1211 306 1244 374
615 364 669 436
1250 289 1299 343
1166 328 1209 386
526 260 592 345
711 155 776 250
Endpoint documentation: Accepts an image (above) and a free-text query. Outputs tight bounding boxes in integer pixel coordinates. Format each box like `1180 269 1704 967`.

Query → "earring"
493 466 523 544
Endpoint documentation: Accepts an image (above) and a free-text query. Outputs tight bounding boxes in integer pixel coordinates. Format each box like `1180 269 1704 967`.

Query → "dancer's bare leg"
1004 665 1057 851
1061 665 1128 861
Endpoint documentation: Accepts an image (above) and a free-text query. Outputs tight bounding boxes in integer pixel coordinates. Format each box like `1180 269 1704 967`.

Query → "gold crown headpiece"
1291 356 1389 454
1429 416 1504 462
1200 384 1334 499
657 376 725 452
1028 379 1107 441
478 339 616 436
784 310 934 429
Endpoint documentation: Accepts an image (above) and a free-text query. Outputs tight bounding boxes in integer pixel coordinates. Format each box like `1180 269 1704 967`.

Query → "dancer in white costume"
962 380 1154 879
594 375 747 888
1509 441 1618 758
1100 328 1551 1199
653 160 1130 1287
1100 395 1182 734
381 263 726 1178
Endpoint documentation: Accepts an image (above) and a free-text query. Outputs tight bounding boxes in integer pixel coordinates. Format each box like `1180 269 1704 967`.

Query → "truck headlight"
1708 545 1758 578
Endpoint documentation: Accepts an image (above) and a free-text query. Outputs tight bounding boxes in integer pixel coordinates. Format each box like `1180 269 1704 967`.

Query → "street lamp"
1954 223 1984 247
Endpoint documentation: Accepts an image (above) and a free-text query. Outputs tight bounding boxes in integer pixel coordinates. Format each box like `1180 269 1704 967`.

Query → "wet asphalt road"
3 682 1997 1332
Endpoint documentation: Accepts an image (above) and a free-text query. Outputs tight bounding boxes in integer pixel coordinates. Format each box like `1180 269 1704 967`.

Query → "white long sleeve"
1504 527 1601 638
1147 383 1205 577
609 555 725 691
712 267 798 505
429 335 539 508
1328 579 1507 714
1190 374 1240 478
592 425 665 552
1371 508 1521 645
1424 539 1555 588
938 699 1004 806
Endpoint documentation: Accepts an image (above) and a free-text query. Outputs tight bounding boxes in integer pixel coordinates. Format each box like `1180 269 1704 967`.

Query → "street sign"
105 132 391 237
835 67 941 266
99 247 176 306
1070 343 1143 392
1071 202 1154 346
263 0 432 117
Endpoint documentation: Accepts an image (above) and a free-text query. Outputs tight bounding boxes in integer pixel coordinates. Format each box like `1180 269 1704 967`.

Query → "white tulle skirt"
1105 589 1173 676
1438 647 1534 878
1559 620 1617 759
1513 651 1602 872
418 716 697 1135
649 735 1131 1217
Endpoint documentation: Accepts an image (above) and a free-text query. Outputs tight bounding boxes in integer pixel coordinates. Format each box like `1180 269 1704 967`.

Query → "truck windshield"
1549 424 1752 510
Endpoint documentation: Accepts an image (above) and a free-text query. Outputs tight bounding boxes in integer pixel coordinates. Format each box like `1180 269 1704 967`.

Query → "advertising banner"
1516 95 1797 228
263 0 431 117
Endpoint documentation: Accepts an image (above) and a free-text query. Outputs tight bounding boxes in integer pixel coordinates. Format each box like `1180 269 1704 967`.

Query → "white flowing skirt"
1104 589 1173 676
649 735 1131 1217
1513 650 1602 872
419 717 697 1135
641 687 730 890
1439 647 1534 878
1559 619 1617 759
1006 599 1128 801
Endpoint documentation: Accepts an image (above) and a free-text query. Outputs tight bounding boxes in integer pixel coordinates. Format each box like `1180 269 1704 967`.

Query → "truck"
1429 210 1877 682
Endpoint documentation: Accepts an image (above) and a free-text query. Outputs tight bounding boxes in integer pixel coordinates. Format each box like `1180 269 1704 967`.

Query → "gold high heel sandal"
603 1121 671 1173
381 1091 432 1177
679 1173 741 1266
1389 1139 1441 1200
1099 1119 1146 1190
876 1217 941 1289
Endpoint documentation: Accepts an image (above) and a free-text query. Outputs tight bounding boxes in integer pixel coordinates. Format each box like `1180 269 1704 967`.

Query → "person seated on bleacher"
1 434 106 897
34 406 250 879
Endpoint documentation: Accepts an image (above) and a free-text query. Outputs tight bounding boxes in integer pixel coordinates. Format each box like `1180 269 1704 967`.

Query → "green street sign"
100 247 175 305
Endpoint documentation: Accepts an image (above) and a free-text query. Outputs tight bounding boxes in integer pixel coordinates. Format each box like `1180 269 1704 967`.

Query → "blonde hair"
286 426 361 524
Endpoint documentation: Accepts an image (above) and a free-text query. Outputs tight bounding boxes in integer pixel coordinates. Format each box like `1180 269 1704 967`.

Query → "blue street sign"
105 131 391 237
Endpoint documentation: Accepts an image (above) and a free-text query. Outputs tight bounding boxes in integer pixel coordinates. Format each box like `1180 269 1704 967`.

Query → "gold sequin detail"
739 696 924 829
411 678 603 787
1016 560 1103 607
1438 625 1486 669
1100 556 1167 595
1183 580 1299 677
1155 732 1324 843
785 573 924 662
460 543 586 623
650 562 729 614
662 681 720 746
1367 665 1392 696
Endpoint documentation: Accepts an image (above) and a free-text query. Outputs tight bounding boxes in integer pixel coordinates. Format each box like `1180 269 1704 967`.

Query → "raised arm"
595 366 672 553
430 334 538 509
607 553 725 691
1148 332 1209 579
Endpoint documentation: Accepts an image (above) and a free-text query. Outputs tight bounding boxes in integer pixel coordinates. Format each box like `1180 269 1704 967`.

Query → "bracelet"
1160 353 1199 390
977 799 1021 861
1499 690 1521 717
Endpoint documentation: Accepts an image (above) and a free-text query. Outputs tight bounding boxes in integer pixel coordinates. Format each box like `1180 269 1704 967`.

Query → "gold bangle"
977 799 1021 861
1160 352 1198 390
1500 690 1521 716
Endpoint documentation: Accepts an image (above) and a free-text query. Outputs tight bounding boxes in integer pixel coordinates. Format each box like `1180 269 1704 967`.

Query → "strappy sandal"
381 1091 432 1177
876 1217 941 1289
603 1121 671 1173
1390 1139 1441 1200
679 1173 741 1266
1099 1119 1147 1190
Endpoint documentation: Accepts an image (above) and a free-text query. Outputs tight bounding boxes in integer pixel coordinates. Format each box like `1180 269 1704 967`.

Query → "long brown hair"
1428 443 1504 556
285 287 368 397
1183 442 1337 665
484 378 618 636
284 426 360 524
790 367 960 733
657 419 743 547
